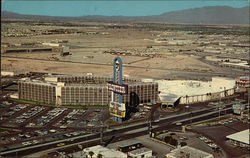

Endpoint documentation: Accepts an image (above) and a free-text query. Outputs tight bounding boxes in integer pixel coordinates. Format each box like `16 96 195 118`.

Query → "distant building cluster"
1 42 70 57
18 74 158 106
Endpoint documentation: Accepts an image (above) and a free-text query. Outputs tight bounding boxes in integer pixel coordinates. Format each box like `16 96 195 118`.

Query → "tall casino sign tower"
108 57 128 122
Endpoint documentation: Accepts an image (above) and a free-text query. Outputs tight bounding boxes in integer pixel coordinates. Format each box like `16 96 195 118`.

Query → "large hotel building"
18 74 159 106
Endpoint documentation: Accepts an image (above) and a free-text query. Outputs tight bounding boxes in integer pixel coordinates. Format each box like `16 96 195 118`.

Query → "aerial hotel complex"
18 74 159 106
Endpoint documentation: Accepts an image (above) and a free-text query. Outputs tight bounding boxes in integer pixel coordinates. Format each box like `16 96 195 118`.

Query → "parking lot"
56 109 87 128
153 130 225 158
0 99 106 152
191 118 249 158
9 106 46 126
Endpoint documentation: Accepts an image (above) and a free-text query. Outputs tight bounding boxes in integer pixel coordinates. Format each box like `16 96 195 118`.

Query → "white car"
11 137 16 141
22 142 30 146
176 122 182 125
33 140 39 144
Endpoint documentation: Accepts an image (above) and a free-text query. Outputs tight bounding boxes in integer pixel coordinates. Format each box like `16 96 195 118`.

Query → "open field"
1 21 249 80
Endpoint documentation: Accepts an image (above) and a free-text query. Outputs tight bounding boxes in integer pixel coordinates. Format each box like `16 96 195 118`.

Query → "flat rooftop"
18 78 57 86
128 147 152 155
238 76 250 81
19 77 156 87
226 129 249 145
83 145 127 158
143 77 235 103
167 146 213 158
118 140 142 148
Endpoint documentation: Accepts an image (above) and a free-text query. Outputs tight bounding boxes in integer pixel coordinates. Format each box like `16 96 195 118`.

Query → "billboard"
107 81 128 94
109 101 126 118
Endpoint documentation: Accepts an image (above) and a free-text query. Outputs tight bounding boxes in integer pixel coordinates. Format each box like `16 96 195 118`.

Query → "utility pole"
190 112 193 124
148 119 152 134
99 110 104 145
0 49 2 100
148 106 153 136
248 88 250 122
100 126 103 145
219 91 222 122
219 106 221 121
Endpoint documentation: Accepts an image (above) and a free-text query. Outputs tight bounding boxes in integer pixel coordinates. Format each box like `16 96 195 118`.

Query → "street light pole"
219 106 221 121
248 88 250 122
190 112 193 124
100 126 103 145
148 109 152 135
149 119 152 133
99 111 104 145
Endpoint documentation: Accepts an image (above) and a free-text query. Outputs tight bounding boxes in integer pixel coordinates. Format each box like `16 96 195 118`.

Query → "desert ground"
1 21 249 80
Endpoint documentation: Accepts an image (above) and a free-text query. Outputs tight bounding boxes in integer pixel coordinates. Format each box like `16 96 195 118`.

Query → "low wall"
179 88 236 104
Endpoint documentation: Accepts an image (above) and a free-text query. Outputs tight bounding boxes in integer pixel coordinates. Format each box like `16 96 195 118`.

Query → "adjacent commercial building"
155 77 236 107
128 147 152 158
117 141 144 153
226 129 249 149
166 146 214 158
18 74 158 106
236 76 250 88
232 102 246 115
83 145 127 158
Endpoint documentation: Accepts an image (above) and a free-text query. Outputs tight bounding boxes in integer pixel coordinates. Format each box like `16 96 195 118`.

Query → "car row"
32 108 66 126
11 104 27 112
22 139 39 146
12 106 45 124
1 104 28 121
57 109 86 128
198 136 219 149
219 117 239 125
2 101 12 106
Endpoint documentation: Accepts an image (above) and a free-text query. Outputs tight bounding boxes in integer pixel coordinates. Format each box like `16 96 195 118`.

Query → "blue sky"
2 0 249 17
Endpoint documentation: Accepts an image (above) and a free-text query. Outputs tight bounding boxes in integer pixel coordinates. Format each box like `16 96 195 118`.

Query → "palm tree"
88 151 94 158
97 154 103 158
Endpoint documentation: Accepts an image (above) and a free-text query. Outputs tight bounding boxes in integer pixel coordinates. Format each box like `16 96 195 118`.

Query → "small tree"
169 138 178 147
164 136 172 143
97 154 103 158
180 142 187 147
88 151 94 158
170 133 176 136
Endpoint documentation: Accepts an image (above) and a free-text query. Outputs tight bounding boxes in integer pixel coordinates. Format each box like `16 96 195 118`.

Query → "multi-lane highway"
0 104 233 157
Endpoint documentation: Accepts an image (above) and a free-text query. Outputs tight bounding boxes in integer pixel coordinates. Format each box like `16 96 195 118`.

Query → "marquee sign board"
107 81 128 94
109 101 126 118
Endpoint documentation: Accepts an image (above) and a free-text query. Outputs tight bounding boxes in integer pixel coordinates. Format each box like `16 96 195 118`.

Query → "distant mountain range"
1 6 249 24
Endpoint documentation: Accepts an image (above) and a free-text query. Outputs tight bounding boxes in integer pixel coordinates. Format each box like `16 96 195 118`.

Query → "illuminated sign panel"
109 101 126 118
107 82 128 94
